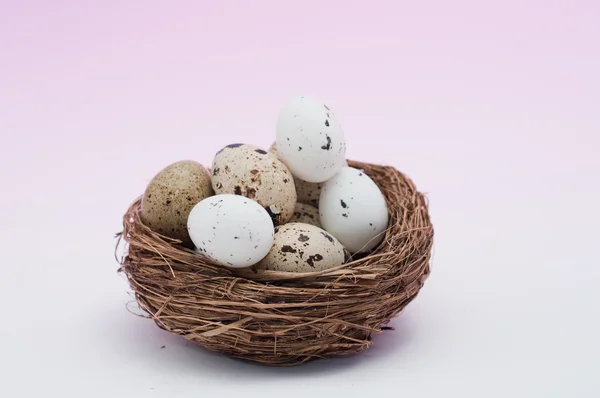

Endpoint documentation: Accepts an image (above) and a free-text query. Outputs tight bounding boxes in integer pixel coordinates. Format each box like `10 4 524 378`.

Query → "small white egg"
319 167 389 253
187 194 274 268
276 96 346 183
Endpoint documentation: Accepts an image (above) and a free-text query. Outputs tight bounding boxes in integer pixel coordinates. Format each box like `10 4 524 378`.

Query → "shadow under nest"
116 160 434 366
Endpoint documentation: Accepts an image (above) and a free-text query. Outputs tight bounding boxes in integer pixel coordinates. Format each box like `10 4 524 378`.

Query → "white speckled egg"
211 144 296 225
256 223 348 272
187 194 274 268
275 96 347 183
319 167 389 254
289 203 322 228
269 141 347 207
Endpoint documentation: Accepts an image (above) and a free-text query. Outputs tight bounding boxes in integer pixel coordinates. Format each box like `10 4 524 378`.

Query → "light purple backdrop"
1 1 599 397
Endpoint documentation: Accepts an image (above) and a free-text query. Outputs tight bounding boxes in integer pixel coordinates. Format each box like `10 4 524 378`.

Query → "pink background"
1 1 599 397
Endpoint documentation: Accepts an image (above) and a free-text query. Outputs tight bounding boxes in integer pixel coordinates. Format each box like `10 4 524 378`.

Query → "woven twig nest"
116 160 433 366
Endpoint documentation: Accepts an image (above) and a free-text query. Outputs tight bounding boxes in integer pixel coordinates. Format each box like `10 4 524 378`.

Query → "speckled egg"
256 223 348 273
211 144 297 225
140 160 213 243
269 141 347 207
275 96 347 183
289 203 322 228
267 141 279 157
319 167 389 254
187 194 274 268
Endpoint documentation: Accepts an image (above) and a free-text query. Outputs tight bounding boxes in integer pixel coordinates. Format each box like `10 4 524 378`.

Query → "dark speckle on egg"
321 134 332 151
320 232 334 243
281 245 297 253
298 234 310 242
306 254 324 267
216 143 243 155
255 149 268 155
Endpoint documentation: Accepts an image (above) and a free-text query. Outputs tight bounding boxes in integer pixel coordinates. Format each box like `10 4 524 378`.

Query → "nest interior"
117 160 433 366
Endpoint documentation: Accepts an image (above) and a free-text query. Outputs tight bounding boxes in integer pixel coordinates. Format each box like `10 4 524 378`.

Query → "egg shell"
319 167 389 253
275 96 347 183
269 141 347 207
211 144 297 225
187 194 274 268
140 160 213 243
256 223 348 272
289 203 322 228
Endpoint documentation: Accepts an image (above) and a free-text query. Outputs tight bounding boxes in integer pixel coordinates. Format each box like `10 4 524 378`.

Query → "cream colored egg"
269 141 347 207
141 160 213 243
256 223 348 272
211 144 297 225
289 203 322 228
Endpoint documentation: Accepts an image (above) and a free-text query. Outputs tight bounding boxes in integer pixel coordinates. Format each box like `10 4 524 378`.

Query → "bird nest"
116 160 433 366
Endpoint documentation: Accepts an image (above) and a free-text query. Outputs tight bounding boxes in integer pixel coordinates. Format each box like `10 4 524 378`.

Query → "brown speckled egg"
256 223 348 272
289 203 322 228
269 141 347 207
295 179 325 208
141 160 213 243
211 143 296 225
